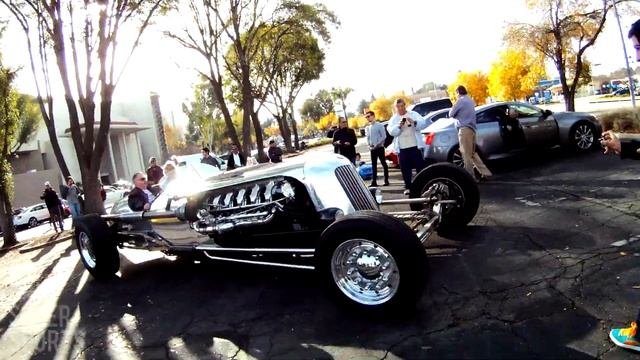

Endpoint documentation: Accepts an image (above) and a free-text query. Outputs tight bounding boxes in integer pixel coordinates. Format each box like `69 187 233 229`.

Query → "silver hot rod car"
74 153 479 310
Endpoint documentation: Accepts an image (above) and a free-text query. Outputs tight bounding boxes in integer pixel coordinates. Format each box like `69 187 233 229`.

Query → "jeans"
68 202 81 218
398 146 425 189
370 147 389 184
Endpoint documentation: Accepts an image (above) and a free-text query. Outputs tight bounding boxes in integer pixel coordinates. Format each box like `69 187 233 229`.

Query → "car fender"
554 112 601 146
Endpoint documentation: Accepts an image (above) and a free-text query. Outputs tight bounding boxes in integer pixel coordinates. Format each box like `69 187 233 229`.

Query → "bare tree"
2 0 170 214
165 0 241 153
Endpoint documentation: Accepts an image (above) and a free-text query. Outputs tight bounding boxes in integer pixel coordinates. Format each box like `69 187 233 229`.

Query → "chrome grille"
335 165 378 211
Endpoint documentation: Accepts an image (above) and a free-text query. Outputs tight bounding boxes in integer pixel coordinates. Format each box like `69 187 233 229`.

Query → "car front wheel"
28 217 38 228
75 214 120 281
317 211 428 311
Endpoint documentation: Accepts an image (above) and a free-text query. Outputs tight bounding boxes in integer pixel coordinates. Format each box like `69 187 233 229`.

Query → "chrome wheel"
331 239 399 306
574 124 594 150
78 231 97 269
452 149 464 167
28 217 38 228
422 177 465 214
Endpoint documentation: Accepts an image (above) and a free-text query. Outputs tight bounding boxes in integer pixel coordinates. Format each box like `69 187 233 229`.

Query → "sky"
1 0 639 126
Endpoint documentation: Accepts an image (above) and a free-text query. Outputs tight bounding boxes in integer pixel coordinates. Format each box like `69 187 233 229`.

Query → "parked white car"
13 203 51 228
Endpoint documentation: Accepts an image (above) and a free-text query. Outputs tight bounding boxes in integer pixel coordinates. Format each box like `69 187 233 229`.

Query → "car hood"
421 118 456 133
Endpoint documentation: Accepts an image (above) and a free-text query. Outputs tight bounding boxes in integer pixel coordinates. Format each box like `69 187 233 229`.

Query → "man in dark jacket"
268 140 283 163
40 182 64 232
146 157 164 186
128 172 151 211
201 147 221 169
332 117 357 163
227 144 246 170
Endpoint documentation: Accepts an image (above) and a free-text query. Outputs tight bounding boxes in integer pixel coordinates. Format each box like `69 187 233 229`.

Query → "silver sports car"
420 101 601 166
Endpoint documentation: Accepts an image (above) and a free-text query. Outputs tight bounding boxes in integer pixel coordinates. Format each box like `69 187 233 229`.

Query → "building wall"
12 169 62 208
10 150 44 174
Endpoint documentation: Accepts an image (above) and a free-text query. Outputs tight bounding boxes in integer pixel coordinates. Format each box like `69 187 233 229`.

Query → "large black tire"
316 211 428 312
409 163 480 229
28 217 38 228
569 121 598 152
74 214 120 281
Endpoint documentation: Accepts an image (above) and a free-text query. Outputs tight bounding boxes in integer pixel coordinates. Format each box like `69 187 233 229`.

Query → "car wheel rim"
421 177 466 215
331 239 400 306
29 218 37 227
574 125 594 150
78 232 97 269
452 149 464 167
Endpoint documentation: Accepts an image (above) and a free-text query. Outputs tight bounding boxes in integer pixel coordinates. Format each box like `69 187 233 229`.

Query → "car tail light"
424 133 435 145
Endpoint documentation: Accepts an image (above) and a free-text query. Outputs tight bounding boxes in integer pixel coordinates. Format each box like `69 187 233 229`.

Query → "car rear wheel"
409 163 480 229
75 214 120 281
450 147 464 167
317 211 428 312
570 122 596 152
28 217 38 228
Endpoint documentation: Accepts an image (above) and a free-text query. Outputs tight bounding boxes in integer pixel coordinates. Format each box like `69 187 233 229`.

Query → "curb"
0 242 28 254
18 234 73 253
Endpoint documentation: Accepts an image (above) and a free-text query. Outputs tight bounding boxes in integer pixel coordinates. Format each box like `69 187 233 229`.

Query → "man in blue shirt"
449 85 492 181
365 110 389 187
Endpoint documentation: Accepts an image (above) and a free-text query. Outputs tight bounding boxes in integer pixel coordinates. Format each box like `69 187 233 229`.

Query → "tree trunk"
251 111 267 162
0 178 17 249
211 80 240 149
80 169 103 215
150 93 170 162
290 114 300 150
241 68 253 157
37 97 71 179
275 115 293 152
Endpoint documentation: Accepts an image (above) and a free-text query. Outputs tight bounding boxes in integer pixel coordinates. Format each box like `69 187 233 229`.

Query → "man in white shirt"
387 98 428 195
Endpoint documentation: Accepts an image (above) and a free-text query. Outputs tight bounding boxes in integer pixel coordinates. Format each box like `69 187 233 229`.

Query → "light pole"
612 0 636 107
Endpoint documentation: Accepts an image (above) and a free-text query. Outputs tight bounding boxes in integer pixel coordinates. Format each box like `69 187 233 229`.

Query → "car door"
511 103 558 147
475 105 508 158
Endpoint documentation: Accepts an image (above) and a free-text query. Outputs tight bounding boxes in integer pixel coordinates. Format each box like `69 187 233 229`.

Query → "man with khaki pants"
449 85 492 180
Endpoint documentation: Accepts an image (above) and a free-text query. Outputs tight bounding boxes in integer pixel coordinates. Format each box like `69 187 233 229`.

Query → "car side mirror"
542 109 553 118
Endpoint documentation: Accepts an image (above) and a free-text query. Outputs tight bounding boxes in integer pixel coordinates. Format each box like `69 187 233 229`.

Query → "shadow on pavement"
20 222 623 359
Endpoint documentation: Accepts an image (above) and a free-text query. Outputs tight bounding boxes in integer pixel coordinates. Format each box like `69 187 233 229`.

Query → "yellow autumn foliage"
369 92 413 120
448 71 490 105
488 48 546 101
316 112 338 130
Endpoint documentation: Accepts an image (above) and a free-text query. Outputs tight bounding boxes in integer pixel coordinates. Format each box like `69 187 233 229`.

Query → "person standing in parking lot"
332 116 357 163
388 98 428 195
227 144 246 170
449 85 492 181
40 182 64 233
146 157 164 187
268 140 283 163
65 176 82 219
365 110 389 187
201 147 221 169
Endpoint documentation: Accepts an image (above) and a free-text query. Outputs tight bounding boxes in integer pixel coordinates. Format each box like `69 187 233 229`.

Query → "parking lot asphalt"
0 147 639 359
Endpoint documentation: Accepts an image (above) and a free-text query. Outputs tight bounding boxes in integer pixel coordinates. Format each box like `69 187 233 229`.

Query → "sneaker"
403 189 410 196
610 322 640 352
369 182 378 187
383 181 390 186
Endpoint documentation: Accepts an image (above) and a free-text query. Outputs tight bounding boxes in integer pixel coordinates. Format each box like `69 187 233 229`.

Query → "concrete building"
9 93 167 208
